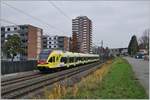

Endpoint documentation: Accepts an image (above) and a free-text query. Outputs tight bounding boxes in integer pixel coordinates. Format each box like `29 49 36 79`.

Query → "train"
37 49 100 72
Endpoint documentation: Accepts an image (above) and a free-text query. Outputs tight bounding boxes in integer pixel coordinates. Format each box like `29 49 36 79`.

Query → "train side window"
70 57 74 63
70 57 72 63
76 57 78 62
78 57 80 61
56 56 59 61
48 57 53 62
82 57 84 61
69 58 70 63
52 57 55 62
60 57 63 62
75 57 77 62
69 57 71 63
61 57 67 63
77 57 79 61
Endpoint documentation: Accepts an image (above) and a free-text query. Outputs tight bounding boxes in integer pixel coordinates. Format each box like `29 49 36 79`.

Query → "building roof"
1 24 42 30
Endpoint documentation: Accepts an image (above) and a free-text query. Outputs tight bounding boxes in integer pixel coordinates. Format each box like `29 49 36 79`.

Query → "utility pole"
99 40 104 63
101 40 103 48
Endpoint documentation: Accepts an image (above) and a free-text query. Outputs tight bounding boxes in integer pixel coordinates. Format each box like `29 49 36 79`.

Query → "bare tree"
139 29 149 53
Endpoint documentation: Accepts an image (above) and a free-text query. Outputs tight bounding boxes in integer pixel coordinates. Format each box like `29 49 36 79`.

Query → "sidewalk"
124 57 149 95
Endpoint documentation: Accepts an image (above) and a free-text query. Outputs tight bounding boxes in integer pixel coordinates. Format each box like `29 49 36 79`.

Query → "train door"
55 55 60 67
47 56 55 68
66 57 69 67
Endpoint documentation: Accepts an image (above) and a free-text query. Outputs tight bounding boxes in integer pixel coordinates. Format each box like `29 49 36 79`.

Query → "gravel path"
124 57 149 95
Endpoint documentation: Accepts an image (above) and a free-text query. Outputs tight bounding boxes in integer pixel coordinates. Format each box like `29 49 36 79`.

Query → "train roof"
45 50 99 57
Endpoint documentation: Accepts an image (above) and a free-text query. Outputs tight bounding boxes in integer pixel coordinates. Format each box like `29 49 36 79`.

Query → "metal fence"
1 60 37 75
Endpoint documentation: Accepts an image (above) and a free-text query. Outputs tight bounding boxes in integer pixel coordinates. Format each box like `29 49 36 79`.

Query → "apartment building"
71 32 78 52
1 24 43 60
42 35 70 51
72 16 92 53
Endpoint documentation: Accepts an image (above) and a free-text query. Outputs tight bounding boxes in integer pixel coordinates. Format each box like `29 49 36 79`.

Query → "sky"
1 1 150 48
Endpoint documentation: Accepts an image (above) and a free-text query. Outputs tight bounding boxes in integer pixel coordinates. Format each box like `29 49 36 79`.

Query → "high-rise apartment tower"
72 16 92 53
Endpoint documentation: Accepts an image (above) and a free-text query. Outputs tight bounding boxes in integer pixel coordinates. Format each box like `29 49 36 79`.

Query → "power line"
2 2 66 33
49 1 71 21
0 18 55 35
0 18 18 26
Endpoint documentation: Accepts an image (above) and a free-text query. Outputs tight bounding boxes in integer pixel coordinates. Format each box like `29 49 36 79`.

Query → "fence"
1 60 37 75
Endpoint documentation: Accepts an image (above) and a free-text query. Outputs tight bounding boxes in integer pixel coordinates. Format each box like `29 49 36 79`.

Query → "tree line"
128 29 149 56
2 29 149 61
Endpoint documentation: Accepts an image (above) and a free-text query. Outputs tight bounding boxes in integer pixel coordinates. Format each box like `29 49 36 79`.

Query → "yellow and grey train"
37 49 99 72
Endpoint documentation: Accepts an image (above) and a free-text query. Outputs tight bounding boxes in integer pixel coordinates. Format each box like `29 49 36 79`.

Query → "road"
124 57 149 95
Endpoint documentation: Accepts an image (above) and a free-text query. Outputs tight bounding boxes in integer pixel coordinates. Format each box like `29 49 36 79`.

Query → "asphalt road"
124 57 149 95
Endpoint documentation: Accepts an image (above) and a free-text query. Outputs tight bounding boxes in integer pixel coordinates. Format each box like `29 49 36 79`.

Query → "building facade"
71 32 78 52
109 48 128 56
42 35 70 51
72 16 92 53
69 37 73 52
1 24 43 60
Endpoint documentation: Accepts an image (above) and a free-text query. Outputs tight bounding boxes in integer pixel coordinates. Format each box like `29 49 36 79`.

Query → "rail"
1 61 101 99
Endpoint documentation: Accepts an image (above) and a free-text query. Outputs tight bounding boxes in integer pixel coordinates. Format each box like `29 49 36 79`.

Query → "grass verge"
43 58 148 99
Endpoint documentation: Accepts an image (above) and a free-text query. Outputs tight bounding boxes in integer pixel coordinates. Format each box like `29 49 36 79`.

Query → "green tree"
128 35 139 55
3 34 24 61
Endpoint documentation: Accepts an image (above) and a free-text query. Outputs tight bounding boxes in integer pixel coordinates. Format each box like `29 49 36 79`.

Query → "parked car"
135 53 145 59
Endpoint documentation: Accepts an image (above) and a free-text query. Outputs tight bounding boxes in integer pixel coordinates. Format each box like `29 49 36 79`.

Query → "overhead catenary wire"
49 1 71 21
0 18 18 26
0 18 54 35
2 2 66 33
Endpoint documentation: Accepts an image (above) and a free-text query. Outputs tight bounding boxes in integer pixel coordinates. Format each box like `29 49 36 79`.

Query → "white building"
42 35 70 51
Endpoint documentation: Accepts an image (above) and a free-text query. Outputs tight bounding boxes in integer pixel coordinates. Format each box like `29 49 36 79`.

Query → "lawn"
44 57 148 99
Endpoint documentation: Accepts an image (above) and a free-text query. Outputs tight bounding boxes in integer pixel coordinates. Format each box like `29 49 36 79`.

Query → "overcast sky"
1 1 150 48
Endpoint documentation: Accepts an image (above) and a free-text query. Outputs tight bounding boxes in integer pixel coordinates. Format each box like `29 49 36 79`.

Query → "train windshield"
39 50 51 60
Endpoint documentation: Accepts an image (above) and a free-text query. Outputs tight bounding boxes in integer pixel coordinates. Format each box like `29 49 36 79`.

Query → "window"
69 57 74 63
37 31 41 37
1 27 5 31
14 27 17 30
77 57 80 61
49 57 53 62
37 42 41 48
7 28 10 31
48 57 55 62
56 56 59 61
21 27 24 30
39 53 49 60
22 39 26 43
78 57 81 61
61 57 67 63
20 34 24 36
52 57 55 62
75 57 77 62
81 57 84 61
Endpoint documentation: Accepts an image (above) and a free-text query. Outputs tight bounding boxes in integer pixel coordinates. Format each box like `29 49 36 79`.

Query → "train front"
37 49 52 72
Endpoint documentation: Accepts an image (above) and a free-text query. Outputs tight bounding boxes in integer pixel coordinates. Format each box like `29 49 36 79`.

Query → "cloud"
1 1 150 48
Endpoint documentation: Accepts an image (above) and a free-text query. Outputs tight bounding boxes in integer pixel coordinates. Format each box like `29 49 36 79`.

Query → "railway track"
1 71 40 83
1 62 101 99
1 73 43 86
